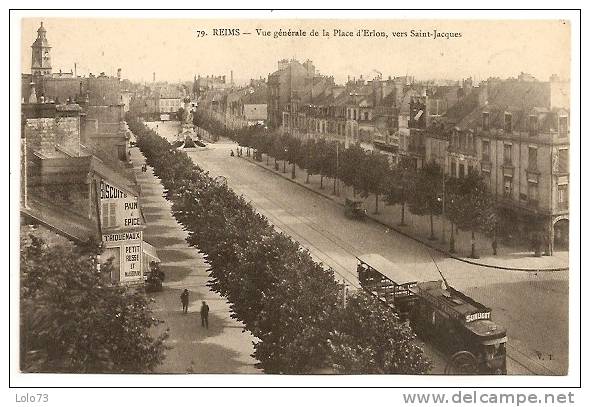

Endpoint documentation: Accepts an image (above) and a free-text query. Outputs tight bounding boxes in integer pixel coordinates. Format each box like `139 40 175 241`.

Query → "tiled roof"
22 194 99 243
446 88 481 124
158 85 183 99
242 84 268 105
454 80 556 131
297 77 333 104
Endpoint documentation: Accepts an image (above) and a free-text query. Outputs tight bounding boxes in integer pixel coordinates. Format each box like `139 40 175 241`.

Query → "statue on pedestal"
175 96 206 150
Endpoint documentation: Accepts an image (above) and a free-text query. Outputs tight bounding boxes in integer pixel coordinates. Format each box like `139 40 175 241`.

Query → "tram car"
357 254 507 375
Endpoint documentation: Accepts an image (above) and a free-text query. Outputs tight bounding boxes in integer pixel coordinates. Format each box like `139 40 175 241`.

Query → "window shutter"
101 203 109 227
109 202 117 227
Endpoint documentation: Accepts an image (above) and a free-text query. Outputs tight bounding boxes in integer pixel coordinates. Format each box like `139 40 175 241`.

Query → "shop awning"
142 241 160 271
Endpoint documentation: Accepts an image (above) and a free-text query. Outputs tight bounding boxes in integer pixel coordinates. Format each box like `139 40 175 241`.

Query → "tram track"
221 176 363 289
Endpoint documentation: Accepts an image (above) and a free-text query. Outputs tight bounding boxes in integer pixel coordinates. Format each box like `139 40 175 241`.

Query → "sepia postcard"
9 9 581 395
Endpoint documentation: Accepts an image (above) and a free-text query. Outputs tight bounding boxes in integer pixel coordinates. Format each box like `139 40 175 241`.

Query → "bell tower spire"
31 21 52 76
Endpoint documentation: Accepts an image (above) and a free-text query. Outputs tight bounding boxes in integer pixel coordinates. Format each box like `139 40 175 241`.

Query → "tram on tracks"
357 254 507 375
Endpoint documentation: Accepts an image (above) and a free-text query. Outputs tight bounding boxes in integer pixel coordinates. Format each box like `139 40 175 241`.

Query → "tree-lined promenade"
146 119 569 375
128 114 432 374
193 109 505 259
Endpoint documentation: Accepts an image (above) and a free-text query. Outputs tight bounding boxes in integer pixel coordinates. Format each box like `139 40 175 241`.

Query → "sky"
21 18 571 85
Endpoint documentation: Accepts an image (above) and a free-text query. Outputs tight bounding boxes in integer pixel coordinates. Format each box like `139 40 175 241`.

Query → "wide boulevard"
148 122 569 375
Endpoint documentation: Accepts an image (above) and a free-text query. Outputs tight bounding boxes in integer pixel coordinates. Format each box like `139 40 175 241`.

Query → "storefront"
99 179 145 284
102 231 144 283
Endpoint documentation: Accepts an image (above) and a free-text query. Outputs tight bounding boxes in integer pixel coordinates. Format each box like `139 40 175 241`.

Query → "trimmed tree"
408 161 443 240
286 136 302 179
385 158 416 226
327 293 432 374
339 143 366 197
360 151 390 214
445 171 493 258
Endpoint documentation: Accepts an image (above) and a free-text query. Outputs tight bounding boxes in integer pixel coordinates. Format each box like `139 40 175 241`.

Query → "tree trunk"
374 194 379 214
399 203 406 226
449 222 455 253
291 163 296 179
470 229 478 258
283 160 286 173
429 213 436 240
266 154 269 165
320 175 324 189
333 177 337 195
306 171 310 184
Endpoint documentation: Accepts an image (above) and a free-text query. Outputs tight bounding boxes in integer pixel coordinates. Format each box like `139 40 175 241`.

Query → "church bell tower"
31 22 52 76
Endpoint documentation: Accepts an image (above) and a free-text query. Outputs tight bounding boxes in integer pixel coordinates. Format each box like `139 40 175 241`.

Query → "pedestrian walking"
200 301 210 329
180 289 189 314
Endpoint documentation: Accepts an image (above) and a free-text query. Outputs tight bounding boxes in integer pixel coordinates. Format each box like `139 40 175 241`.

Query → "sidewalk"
240 153 568 272
131 146 259 374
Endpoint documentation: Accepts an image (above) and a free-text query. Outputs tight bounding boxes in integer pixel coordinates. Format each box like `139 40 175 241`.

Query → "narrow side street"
131 145 259 374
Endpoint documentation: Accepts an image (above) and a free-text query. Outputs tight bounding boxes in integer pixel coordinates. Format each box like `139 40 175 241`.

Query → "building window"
528 146 538 170
558 184 568 207
482 140 490 162
364 112 369 121
450 160 457 177
483 172 491 187
528 182 539 204
102 202 117 228
503 143 512 165
503 177 513 198
558 148 569 173
459 163 465 178
504 113 512 133
558 116 568 137
482 112 490 131
528 115 538 136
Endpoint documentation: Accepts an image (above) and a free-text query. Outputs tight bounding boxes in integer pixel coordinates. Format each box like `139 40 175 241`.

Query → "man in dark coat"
200 301 209 329
180 289 189 314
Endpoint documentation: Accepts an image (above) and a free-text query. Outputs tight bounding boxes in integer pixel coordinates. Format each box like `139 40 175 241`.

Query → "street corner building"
20 21 159 285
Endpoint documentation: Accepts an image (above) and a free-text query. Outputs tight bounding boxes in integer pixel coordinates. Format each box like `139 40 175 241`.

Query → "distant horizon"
21 18 570 85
